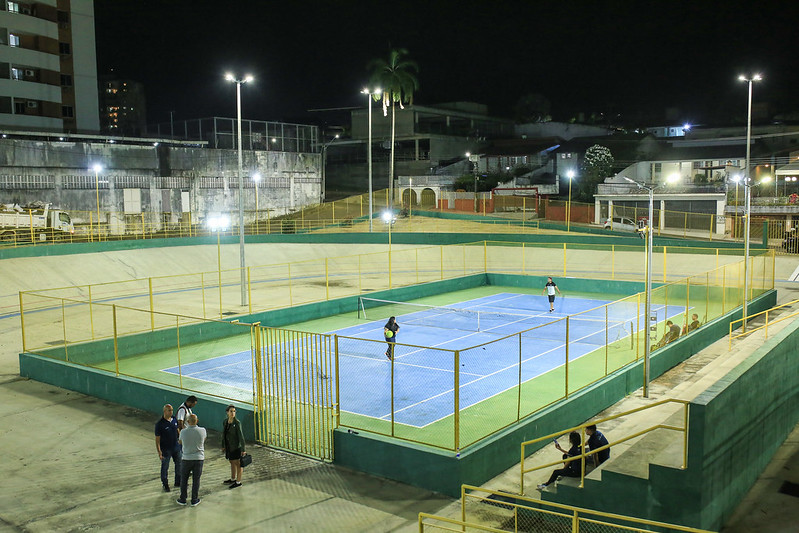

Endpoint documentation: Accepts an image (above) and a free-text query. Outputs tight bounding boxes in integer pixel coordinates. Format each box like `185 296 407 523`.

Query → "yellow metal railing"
421 484 716 533
728 297 799 348
520 399 690 495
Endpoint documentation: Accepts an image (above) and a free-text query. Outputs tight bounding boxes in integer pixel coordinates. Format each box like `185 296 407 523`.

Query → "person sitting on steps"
537 431 583 491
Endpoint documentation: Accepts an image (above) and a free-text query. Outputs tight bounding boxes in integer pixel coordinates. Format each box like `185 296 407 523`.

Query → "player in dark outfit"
384 316 399 360
542 276 561 312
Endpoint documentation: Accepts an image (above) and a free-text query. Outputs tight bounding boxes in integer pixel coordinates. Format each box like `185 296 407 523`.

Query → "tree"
579 145 614 201
513 93 551 123
367 48 419 207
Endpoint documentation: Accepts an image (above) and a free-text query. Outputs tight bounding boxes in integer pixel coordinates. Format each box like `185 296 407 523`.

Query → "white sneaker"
536 483 547 491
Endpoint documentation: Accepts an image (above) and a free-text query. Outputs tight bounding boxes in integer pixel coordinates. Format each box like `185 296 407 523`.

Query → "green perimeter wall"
17 354 256 440
0 217 758 261
333 290 776 501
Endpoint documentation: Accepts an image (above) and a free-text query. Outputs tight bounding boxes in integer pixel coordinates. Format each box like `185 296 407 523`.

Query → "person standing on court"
542 276 561 312
384 316 400 360
222 405 247 489
154 404 181 492
177 414 206 507
176 395 197 432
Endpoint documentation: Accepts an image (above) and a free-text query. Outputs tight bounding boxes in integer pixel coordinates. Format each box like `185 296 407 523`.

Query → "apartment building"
0 0 99 132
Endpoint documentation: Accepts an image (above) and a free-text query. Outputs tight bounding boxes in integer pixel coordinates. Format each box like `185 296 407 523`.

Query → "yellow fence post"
149 277 155 331
18 292 26 352
636 293 641 360
288 263 293 306
522 242 526 274
201 272 206 319
611 245 615 279
483 241 487 273
563 243 567 276
112 305 119 375
440 246 444 280
454 349 460 452
415 248 419 284
565 316 570 397
247 267 253 315
61 299 68 361
141 213 146 239
663 246 667 282
176 315 183 390
88 285 95 340
325 258 330 301
358 255 362 294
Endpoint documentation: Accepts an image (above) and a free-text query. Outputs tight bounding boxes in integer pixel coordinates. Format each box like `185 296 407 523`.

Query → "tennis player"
542 276 561 312
384 316 400 360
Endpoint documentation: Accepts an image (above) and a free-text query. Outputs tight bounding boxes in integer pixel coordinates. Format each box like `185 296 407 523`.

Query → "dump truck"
0 202 74 242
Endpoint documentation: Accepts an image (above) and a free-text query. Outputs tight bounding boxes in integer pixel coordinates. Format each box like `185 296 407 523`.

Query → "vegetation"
367 48 419 207
577 145 614 201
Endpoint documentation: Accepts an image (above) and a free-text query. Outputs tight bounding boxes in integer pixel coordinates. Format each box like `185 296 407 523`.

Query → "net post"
325 258 330 301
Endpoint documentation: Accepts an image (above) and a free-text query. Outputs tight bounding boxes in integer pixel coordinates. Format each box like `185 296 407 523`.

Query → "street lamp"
320 134 340 204
362 87 382 232
208 215 230 319
624 176 656 397
739 73 762 328
566 170 576 232
225 72 253 307
91 163 102 241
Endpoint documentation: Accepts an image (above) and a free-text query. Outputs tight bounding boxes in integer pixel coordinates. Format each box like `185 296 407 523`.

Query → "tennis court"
162 291 687 428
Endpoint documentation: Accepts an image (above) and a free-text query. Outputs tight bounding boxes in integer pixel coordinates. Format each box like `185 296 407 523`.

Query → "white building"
0 0 99 133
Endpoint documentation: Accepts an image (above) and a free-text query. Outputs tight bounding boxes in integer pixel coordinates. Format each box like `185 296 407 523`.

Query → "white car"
603 216 638 232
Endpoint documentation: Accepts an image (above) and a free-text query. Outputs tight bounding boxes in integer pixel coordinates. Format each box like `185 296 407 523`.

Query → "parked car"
603 216 638 232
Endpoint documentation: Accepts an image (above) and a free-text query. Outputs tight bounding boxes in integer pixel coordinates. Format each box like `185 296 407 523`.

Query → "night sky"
94 0 799 128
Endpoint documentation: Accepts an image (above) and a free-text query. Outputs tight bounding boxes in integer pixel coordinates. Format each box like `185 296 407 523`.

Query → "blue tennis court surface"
163 292 687 427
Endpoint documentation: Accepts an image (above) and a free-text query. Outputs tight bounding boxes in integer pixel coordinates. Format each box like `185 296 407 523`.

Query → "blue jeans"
180 459 204 503
160 446 181 486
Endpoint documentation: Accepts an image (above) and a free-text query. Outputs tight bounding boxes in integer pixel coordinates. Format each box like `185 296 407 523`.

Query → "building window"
60 74 72 86
9 34 20 47
57 10 69 23
14 101 25 114
11 67 23 80
654 163 662 173
59 42 71 55
7 1 19 13
61 105 73 118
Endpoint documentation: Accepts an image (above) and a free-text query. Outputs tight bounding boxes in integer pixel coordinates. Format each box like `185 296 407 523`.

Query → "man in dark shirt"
155 404 181 492
586 424 610 467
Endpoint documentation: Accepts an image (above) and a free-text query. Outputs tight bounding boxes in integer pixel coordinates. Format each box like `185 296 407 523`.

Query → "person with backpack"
176 395 197 432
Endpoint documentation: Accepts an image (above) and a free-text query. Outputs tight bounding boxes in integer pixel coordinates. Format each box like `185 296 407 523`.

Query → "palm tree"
367 48 419 208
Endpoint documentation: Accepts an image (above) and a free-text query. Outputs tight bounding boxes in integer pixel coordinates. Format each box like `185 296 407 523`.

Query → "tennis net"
357 296 633 346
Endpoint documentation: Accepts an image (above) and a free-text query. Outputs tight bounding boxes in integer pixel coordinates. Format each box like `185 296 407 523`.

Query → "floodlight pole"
625 177 655 397
741 75 758 331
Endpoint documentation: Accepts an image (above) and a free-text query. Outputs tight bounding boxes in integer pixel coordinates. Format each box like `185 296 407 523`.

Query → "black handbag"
240 454 252 467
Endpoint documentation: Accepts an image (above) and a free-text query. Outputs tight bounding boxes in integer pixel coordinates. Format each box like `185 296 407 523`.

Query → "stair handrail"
520 398 690 495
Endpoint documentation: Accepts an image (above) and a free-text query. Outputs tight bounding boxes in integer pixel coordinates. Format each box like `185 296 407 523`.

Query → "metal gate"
252 326 336 460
